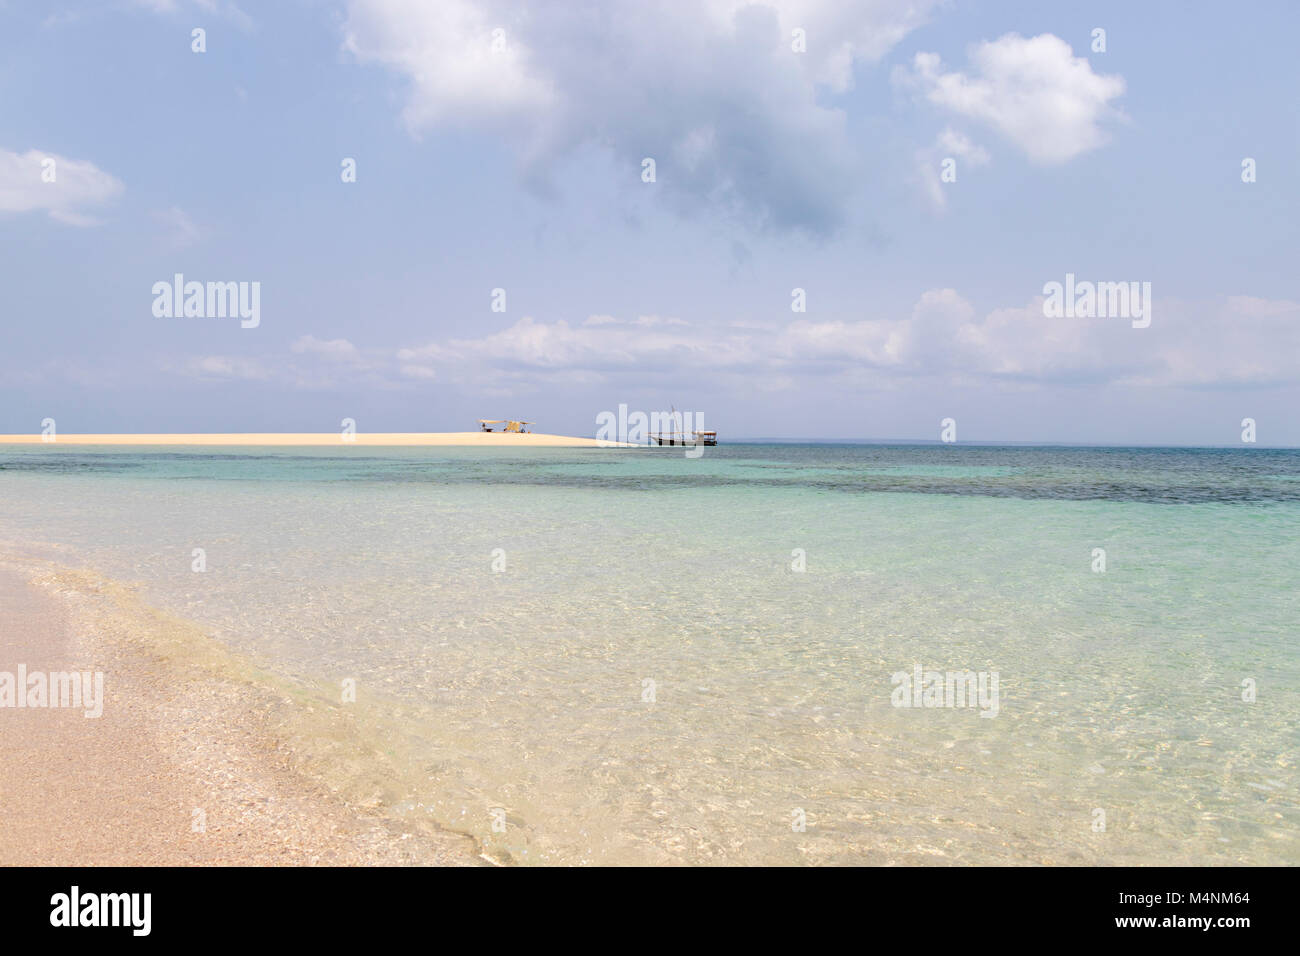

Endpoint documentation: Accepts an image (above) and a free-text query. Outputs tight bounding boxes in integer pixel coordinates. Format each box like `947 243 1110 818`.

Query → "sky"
2 0 1297 443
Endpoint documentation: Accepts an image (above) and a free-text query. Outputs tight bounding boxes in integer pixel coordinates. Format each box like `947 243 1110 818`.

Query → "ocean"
1 443 1296 864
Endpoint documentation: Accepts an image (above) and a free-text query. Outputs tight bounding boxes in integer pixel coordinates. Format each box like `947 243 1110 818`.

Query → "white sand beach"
0 556 487 866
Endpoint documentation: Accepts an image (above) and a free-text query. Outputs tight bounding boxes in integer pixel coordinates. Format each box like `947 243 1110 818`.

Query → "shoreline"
0 552 489 866
0 432 630 447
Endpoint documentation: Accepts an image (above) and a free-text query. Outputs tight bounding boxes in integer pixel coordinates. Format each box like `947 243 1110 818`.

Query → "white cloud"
291 335 363 362
164 336 389 390
396 314 766 383
936 128 990 166
185 355 271 380
133 0 253 29
193 0 253 30
387 294 1300 391
0 148 124 226
914 127 990 211
1152 296 1300 388
1225 295 1299 318
342 0 555 131
159 296 1300 395
342 0 942 233
759 0 942 91
153 205 201 248
399 364 437 380
897 33 1125 164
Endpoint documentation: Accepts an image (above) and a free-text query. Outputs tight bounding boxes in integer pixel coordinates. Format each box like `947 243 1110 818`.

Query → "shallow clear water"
1 443 1297 864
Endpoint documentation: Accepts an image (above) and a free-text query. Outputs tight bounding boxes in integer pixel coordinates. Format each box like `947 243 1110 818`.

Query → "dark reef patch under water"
3 444 1298 505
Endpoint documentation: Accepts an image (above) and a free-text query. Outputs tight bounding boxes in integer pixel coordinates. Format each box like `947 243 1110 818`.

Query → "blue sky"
2 0 1298 443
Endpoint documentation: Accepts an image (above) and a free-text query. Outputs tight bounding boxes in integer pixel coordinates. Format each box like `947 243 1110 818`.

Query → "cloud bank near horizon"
141 293 1300 397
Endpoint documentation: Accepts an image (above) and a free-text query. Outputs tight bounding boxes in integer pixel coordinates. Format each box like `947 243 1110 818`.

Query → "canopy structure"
478 419 534 433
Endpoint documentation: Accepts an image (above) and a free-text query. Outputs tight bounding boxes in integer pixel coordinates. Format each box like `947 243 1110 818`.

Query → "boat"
649 430 717 446
648 406 717 445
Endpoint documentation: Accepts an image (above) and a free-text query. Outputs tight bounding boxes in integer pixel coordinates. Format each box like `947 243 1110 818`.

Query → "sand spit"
0 432 630 447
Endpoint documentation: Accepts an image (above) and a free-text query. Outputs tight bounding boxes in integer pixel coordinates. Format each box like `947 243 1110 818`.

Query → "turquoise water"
1 444 1297 864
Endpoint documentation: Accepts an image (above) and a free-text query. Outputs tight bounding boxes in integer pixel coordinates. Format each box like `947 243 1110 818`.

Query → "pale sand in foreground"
0 557 487 866
0 432 629 447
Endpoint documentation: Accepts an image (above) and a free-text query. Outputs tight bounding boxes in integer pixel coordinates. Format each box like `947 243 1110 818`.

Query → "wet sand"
0 559 486 866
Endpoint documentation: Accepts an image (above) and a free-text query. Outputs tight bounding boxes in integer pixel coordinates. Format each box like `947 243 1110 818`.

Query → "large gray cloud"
343 0 943 234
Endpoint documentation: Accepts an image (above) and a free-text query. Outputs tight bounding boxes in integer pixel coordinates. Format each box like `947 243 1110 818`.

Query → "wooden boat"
649 430 717 446
648 405 717 446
